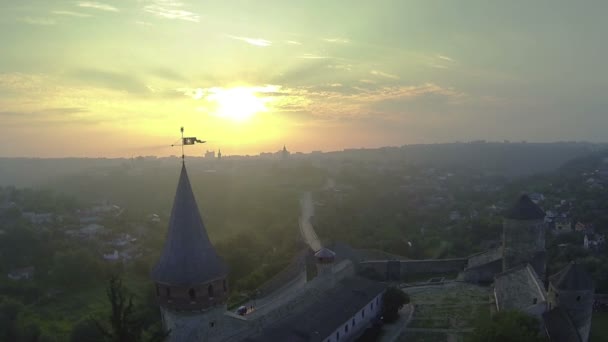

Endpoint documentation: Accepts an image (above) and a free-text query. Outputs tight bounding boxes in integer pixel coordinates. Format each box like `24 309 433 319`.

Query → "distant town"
1 141 608 341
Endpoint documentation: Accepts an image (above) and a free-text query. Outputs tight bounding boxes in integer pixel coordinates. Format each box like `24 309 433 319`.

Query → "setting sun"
206 87 270 122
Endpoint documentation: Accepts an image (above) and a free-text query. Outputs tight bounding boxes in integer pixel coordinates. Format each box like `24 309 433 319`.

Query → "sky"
0 0 607 157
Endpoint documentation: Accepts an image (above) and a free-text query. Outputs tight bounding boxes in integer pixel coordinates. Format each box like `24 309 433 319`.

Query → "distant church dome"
505 194 545 220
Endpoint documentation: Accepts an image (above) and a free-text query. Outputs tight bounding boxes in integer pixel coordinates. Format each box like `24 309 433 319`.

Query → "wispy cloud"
437 54 455 62
69 68 149 93
227 35 272 47
278 83 465 119
143 1 200 22
52 10 92 17
371 70 400 80
324 38 350 44
18 17 56 25
286 40 302 45
297 53 330 59
327 64 353 71
429 64 449 69
135 20 152 26
78 2 119 12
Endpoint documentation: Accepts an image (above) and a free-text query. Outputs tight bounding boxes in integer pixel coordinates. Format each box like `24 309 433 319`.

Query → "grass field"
397 282 491 342
591 311 608 342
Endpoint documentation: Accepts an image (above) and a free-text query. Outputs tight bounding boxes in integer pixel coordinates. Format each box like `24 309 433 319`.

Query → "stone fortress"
152 164 387 342
152 163 594 341
359 195 594 342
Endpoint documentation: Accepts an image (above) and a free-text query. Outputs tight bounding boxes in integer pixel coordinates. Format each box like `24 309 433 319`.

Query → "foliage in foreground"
382 286 410 323
90 276 168 342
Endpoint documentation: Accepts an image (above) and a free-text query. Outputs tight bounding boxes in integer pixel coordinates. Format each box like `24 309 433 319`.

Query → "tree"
382 286 410 323
0 296 23 341
70 319 105 342
93 276 168 342
470 310 547 342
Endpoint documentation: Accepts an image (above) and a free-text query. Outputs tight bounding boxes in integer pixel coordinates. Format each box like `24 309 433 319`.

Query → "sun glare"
206 87 269 122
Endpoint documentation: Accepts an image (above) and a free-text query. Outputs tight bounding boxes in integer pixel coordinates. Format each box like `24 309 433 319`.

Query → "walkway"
378 303 414 342
299 191 322 252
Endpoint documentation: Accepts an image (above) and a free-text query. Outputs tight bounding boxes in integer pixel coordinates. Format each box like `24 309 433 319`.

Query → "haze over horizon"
1 0 607 157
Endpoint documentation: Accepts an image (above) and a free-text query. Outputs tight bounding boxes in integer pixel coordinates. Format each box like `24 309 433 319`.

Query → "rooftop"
244 277 386 342
466 247 502 269
542 307 582 342
504 194 545 220
314 247 336 259
151 164 227 286
549 262 594 291
494 263 546 311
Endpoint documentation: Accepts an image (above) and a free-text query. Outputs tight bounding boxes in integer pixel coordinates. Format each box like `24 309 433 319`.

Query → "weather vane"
171 127 206 163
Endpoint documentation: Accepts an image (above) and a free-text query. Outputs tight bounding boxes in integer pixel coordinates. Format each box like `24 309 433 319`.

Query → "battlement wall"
359 258 468 280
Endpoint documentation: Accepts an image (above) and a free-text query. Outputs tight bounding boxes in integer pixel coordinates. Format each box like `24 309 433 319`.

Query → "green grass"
591 311 608 342
398 332 447 342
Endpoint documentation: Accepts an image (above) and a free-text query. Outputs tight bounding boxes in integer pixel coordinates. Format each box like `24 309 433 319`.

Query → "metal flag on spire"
171 127 206 162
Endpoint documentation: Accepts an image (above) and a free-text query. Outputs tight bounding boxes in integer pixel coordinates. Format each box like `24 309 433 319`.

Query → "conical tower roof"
550 262 593 291
505 194 545 220
152 164 227 286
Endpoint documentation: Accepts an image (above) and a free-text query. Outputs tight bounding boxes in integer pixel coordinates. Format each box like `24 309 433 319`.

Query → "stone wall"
254 249 308 298
359 258 468 281
464 259 503 283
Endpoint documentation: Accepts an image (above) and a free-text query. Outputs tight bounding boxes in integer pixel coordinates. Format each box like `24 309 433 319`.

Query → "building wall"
463 259 503 283
322 292 384 342
547 284 594 342
359 258 468 281
503 218 546 278
156 278 228 311
161 305 229 342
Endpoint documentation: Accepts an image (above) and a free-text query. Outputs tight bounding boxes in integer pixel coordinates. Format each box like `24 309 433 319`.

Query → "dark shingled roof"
505 194 545 220
542 308 582 342
151 164 227 286
549 262 594 291
244 277 386 342
314 247 336 258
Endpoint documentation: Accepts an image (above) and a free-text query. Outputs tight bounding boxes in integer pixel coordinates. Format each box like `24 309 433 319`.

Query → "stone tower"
152 164 229 342
314 247 336 276
547 262 594 342
502 194 546 278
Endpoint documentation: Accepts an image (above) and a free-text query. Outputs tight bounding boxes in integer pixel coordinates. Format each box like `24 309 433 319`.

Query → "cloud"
135 20 152 26
269 83 466 120
371 70 400 80
0 107 96 126
286 40 302 45
327 63 353 71
150 67 186 81
77 2 119 12
323 38 350 44
297 54 330 59
143 1 200 22
437 54 455 62
227 35 272 47
51 10 92 17
69 69 149 93
19 17 56 25
429 64 449 69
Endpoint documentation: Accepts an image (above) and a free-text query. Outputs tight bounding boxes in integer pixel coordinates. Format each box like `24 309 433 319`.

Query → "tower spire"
171 126 206 164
